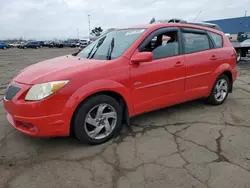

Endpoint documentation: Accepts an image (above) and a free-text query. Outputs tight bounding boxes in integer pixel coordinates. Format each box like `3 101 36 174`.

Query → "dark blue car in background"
0 42 9 49
19 41 41 49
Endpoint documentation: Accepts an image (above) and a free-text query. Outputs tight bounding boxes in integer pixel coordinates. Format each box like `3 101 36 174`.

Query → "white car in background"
9 42 21 48
76 39 90 49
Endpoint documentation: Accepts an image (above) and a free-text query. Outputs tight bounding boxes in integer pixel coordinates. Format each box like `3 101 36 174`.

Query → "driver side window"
141 30 179 60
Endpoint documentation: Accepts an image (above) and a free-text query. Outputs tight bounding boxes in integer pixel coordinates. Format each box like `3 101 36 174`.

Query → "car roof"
117 22 223 35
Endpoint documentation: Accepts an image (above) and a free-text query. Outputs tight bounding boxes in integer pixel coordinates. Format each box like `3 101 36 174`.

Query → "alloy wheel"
84 103 117 140
214 78 228 102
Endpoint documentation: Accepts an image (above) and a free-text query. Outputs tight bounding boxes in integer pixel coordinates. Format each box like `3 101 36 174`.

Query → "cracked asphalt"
1 48 250 188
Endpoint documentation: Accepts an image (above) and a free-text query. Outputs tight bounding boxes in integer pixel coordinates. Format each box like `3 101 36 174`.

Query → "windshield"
77 29 146 60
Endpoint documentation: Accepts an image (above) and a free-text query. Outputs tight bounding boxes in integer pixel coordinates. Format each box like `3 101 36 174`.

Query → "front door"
130 27 186 115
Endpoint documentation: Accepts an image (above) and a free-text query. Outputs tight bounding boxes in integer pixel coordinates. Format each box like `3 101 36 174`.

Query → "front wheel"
207 74 230 105
73 95 122 144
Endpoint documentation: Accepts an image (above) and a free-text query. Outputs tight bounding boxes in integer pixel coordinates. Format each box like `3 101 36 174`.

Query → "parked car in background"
54 41 64 48
9 42 21 48
44 41 54 48
80 42 89 48
77 40 90 49
19 41 41 49
0 42 10 49
16 42 25 48
63 41 77 48
3 22 238 144
38 41 45 47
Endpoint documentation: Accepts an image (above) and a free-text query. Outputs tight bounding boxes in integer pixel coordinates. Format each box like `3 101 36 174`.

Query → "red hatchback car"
3 23 238 144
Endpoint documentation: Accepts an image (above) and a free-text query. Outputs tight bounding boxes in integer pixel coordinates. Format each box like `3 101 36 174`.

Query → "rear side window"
182 32 210 54
208 31 223 48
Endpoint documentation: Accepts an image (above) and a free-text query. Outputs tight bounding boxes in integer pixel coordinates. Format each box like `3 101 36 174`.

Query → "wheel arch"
221 70 233 92
211 65 233 93
65 80 133 135
69 90 130 136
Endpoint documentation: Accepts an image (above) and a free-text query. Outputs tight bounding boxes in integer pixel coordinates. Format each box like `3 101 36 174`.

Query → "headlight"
25 80 69 101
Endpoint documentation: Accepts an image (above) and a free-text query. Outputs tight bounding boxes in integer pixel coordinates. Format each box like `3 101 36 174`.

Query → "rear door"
180 27 218 101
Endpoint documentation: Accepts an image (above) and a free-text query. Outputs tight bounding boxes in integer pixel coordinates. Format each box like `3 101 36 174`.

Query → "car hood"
14 55 104 84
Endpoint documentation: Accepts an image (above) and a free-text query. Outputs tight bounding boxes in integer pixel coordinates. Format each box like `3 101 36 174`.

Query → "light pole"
77 28 79 40
88 14 91 36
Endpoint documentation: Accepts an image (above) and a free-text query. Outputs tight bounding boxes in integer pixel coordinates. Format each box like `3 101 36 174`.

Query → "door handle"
210 55 218 60
174 61 184 67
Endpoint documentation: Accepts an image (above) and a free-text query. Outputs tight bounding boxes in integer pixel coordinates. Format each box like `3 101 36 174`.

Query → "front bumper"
5 112 68 137
2 81 71 137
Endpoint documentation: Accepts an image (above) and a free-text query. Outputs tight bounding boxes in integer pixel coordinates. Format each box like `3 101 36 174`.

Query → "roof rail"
153 18 222 31
187 21 222 31
155 18 187 23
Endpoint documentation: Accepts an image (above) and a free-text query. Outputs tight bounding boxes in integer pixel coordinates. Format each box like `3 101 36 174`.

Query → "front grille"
5 85 21 100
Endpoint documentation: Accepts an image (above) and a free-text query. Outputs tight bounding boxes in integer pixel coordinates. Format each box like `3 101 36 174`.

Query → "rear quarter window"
208 31 223 48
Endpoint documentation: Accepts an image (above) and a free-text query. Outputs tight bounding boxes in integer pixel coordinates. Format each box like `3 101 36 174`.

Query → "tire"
36 46 39 49
3 47 6 50
24 47 27 49
236 49 241 62
73 94 122 144
207 74 230 105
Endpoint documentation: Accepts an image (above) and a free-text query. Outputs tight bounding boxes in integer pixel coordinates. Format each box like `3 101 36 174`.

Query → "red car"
3 23 238 144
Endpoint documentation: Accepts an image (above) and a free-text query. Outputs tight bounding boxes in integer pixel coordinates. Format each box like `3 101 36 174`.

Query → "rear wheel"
208 74 230 105
73 95 122 144
3 47 6 50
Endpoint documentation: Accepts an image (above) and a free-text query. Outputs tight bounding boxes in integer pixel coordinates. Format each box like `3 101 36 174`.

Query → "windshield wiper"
106 37 115 60
86 43 97 59
89 36 106 59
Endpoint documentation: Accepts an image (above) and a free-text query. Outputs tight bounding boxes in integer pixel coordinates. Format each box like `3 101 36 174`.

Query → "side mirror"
131 52 153 64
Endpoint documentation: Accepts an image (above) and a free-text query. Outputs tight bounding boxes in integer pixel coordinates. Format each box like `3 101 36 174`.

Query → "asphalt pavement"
1 48 250 188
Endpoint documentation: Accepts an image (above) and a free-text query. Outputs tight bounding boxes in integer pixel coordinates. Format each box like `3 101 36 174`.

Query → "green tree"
91 27 103 37
149 17 156 24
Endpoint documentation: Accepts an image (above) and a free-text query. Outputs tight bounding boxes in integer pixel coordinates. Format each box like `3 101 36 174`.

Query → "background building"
206 16 250 34
205 16 250 41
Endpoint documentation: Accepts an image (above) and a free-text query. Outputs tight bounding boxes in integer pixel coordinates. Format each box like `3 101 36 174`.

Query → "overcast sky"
0 0 250 40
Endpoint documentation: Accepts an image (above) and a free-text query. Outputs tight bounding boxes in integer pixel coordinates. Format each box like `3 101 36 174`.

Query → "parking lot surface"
1 48 250 188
